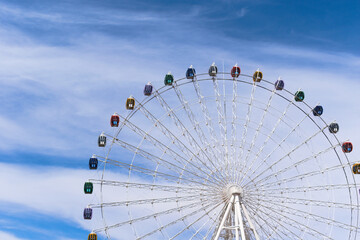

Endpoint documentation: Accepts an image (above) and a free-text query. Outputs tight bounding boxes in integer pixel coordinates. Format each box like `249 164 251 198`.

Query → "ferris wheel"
83 62 359 240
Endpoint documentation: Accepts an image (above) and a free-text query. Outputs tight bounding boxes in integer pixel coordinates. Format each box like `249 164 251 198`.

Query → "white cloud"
0 231 27 240
0 2 359 240
0 21 359 161
236 8 248 18
0 163 90 220
0 162 214 240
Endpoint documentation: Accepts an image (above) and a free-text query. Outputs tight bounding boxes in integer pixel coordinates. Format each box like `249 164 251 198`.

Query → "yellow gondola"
352 163 360 174
126 95 135 110
88 232 97 240
253 68 263 82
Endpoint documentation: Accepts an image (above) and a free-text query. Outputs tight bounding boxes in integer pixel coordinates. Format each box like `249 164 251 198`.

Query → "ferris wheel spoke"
240 108 315 185
244 206 288 240
248 124 328 186
168 201 223 240
202 203 229 240
245 143 340 189
153 87 212 157
94 198 217 233
231 77 239 182
257 194 358 210
211 76 229 170
115 117 226 185
171 82 221 168
90 194 217 208
96 155 213 186
137 199 222 240
246 200 309 240
248 183 358 195
190 203 227 240
256 199 358 233
251 99 293 159
150 87 227 183
241 89 276 173
244 200 295 240
237 81 257 171
248 199 334 239
119 114 196 168
189 210 219 240
237 100 294 184
192 76 223 160
249 162 350 189
212 76 226 150
90 179 206 193
106 135 225 186
244 202 301 240
136 98 212 168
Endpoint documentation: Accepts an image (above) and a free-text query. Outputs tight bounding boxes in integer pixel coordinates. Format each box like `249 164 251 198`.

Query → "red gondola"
110 113 120 127
342 142 353 153
231 64 241 78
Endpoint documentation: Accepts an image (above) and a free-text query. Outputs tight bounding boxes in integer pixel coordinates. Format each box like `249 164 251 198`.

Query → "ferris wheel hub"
222 184 244 201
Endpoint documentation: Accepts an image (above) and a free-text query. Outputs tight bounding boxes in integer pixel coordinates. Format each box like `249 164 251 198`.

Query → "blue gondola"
275 78 284 90
186 65 196 79
83 207 93 220
313 105 323 116
144 82 153 96
208 62 218 77
89 155 98 170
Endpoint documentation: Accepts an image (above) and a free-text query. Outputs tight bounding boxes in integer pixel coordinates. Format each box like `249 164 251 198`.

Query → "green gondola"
295 90 305 102
84 182 93 194
164 72 174 86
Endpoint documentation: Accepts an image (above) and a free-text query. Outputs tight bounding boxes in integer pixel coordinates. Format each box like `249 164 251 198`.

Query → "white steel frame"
85 69 359 240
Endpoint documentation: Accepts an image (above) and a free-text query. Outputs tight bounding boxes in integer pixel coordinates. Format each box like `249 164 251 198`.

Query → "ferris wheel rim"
92 70 359 239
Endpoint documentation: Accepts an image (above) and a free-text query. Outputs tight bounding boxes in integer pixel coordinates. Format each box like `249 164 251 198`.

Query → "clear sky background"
0 0 359 239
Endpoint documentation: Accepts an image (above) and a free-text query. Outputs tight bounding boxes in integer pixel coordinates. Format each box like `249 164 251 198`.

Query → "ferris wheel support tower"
214 185 260 240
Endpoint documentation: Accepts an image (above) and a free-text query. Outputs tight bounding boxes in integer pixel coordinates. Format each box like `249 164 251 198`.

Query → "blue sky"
0 0 359 239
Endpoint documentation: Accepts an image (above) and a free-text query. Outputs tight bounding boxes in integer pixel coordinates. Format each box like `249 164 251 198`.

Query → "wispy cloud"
0 3 163 25
236 8 248 18
0 19 359 159
0 230 27 240
0 1 359 238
